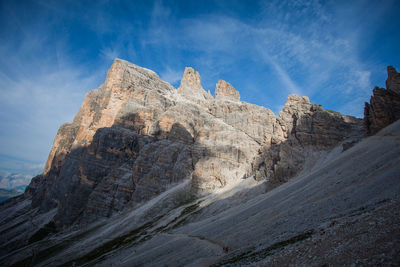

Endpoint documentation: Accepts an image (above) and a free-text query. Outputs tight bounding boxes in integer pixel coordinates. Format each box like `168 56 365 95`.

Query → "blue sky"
0 0 399 178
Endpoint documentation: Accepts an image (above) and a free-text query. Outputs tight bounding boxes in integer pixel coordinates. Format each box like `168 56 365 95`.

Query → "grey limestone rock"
2 58 363 254
364 66 400 134
215 80 240 101
177 67 212 101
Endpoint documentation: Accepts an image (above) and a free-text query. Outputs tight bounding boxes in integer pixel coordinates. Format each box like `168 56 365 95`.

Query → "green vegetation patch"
12 199 205 267
61 215 164 266
11 221 106 266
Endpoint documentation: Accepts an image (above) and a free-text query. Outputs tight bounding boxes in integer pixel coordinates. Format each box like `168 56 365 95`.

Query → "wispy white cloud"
160 67 182 86
0 27 105 165
0 154 44 177
0 172 33 189
141 0 174 48
159 3 377 115
139 4 373 105
100 47 121 61
256 47 302 95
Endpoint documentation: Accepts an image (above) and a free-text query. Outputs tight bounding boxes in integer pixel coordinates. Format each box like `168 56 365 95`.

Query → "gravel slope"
113 120 400 266
3 121 399 266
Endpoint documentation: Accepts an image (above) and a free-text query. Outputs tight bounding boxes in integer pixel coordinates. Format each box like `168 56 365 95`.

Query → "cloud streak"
140 8 375 113
0 7 106 168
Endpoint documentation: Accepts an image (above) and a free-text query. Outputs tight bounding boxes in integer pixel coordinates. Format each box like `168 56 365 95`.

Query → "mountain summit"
25 58 362 228
0 60 399 266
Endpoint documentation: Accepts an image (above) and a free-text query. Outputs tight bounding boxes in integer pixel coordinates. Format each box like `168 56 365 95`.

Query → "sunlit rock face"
215 80 240 101
364 66 400 134
24 58 362 229
177 67 212 101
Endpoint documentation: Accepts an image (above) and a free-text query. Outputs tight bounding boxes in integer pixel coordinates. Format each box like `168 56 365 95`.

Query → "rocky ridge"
215 80 240 101
24 59 361 229
364 66 400 134
177 67 213 102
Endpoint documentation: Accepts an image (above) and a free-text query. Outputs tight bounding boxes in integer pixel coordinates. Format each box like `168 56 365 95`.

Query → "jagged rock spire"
386 66 400 95
364 65 400 134
215 80 240 101
177 67 212 100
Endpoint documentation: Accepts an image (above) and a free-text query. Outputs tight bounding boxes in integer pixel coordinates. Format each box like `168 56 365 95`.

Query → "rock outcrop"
177 67 212 101
252 94 362 184
215 80 240 101
364 66 400 134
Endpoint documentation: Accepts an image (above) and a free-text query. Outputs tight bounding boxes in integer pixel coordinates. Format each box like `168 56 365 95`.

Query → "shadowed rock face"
13 59 362 234
364 66 400 134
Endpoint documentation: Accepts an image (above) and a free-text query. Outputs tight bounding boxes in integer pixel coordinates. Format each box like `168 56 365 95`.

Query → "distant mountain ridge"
0 172 31 201
0 159 43 200
0 188 24 202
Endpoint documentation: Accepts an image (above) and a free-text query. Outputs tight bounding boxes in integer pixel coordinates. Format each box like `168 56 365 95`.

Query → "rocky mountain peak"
180 67 201 90
281 94 313 115
364 65 400 134
386 66 400 95
1 61 399 267
22 59 363 230
42 59 176 174
285 94 311 104
105 58 172 93
177 67 211 100
215 80 240 101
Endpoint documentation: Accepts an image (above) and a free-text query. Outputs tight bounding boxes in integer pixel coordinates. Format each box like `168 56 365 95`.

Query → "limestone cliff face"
364 66 400 134
25 59 362 229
